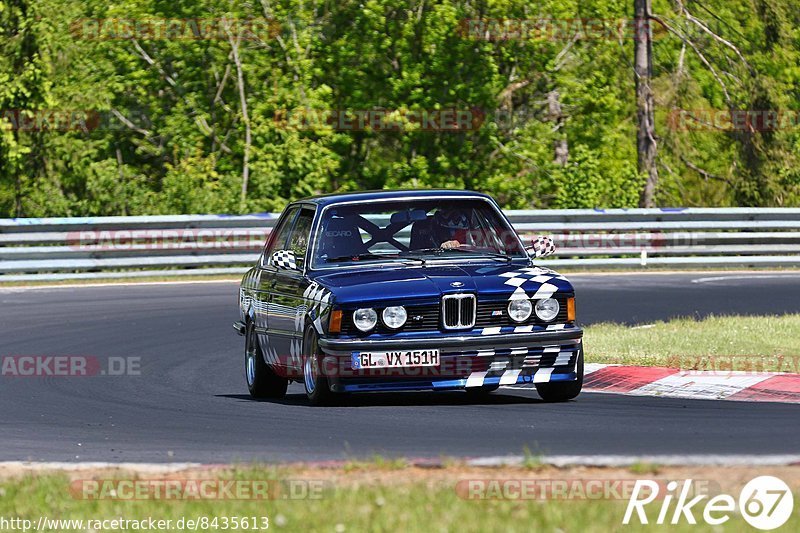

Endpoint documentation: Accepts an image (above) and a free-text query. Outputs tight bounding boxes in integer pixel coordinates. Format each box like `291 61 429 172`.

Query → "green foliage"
545 146 642 208
1 0 799 216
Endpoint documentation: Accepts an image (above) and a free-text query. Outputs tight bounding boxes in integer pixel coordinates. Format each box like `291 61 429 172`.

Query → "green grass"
0 469 740 533
585 314 800 372
343 456 409 472
520 447 546 470
627 462 662 475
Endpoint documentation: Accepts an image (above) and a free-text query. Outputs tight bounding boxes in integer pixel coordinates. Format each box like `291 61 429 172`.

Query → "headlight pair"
353 306 407 332
507 298 560 323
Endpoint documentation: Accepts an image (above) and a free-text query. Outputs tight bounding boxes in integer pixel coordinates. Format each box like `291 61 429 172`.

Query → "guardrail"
2 208 800 281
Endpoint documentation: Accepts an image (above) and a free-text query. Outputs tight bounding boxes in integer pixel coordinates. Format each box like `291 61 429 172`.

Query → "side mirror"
527 236 557 259
269 250 299 270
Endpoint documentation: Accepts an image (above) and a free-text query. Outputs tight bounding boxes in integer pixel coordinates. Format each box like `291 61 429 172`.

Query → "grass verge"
1 464 798 532
585 314 800 372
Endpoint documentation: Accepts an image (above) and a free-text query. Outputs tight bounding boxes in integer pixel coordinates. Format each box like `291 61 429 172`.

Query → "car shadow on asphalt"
216 391 544 407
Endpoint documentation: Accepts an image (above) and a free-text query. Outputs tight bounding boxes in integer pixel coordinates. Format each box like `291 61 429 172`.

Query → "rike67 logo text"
624 476 794 530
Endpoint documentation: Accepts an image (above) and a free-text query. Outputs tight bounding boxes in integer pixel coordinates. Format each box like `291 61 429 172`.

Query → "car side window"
262 207 299 266
285 208 315 270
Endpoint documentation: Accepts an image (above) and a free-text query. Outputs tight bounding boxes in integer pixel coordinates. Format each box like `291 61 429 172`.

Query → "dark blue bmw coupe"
235 190 583 405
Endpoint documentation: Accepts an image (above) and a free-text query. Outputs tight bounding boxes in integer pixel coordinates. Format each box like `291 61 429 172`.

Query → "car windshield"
311 198 527 268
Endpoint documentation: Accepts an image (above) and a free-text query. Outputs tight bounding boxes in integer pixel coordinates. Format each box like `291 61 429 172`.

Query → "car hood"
311 262 573 306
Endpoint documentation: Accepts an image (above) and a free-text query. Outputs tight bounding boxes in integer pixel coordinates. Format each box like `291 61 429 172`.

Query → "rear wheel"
302 328 335 406
244 322 288 399
535 345 583 402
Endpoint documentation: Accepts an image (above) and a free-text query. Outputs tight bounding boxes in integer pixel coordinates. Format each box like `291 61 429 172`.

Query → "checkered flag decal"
499 266 568 302
271 250 297 270
303 282 333 334
531 235 556 258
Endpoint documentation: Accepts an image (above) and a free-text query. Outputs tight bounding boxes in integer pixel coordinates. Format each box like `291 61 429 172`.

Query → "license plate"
351 349 440 369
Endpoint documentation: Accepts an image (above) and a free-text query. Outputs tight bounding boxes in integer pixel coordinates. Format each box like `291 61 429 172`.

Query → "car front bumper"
318 327 583 393
318 328 582 354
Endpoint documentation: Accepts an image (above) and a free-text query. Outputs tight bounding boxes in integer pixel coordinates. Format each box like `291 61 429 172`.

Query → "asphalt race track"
1 272 799 463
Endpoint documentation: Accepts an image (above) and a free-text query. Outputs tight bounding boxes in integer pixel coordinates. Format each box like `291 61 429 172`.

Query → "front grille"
338 293 572 335
442 294 476 330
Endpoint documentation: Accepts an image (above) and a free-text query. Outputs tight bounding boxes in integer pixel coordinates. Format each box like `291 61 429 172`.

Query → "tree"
634 0 658 207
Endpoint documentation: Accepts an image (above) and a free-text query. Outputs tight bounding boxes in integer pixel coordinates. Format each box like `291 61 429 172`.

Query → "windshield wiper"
326 253 424 265
444 248 513 262
402 248 444 256
403 247 512 262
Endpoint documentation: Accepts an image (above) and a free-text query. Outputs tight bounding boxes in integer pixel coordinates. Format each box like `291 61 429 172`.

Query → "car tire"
535 345 584 402
244 321 288 399
302 328 335 406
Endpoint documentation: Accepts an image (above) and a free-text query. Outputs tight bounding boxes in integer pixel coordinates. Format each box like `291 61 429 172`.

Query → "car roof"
295 189 494 208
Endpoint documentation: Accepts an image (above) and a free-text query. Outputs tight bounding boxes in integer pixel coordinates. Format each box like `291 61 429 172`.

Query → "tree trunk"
228 32 251 211
634 0 659 207
548 90 569 166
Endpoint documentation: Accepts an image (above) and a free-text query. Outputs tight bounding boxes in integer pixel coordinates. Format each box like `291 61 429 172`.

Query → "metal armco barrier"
2 208 800 281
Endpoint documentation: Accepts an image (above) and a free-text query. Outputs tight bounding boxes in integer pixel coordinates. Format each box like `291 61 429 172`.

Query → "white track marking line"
5 455 800 471
566 269 794 278
0 462 204 473
692 274 800 284
467 455 800 468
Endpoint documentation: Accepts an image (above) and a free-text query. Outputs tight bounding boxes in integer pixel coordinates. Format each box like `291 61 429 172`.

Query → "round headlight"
353 308 378 332
507 299 533 323
535 298 560 322
382 306 407 329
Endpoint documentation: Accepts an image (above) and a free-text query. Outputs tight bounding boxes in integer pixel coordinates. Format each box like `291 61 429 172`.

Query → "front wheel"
244 322 288 399
535 345 584 402
302 328 335 406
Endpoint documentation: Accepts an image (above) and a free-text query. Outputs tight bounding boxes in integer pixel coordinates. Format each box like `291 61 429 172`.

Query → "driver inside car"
410 208 471 250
